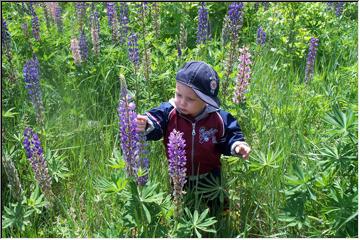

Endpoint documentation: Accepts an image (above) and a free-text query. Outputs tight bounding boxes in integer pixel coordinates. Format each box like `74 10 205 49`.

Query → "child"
136 61 251 211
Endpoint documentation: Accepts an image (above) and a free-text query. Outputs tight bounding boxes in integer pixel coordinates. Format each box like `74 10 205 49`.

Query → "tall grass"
2 2 357 237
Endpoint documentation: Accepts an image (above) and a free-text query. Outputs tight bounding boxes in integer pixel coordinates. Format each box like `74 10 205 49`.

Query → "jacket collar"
168 98 219 122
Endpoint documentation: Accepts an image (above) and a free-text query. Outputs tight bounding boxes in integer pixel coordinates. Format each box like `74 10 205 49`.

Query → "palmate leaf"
25 185 48 214
323 106 357 141
284 163 316 200
196 173 229 203
94 174 128 194
46 150 70 182
249 147 282 173
178 208 217 237
2 202 34 231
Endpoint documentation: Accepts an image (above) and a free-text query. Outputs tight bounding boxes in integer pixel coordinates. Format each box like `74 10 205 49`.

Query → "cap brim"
193 89 220 109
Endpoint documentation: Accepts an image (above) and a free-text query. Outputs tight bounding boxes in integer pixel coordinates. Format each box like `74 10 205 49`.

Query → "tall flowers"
197 2 210 44
256 26 266 45
167 129 187 216
304 37 319 83
128 33 140 69
117 76 148 185
222 2 244 97
29 3 40 41
233 47 252 104
107 2 119 43
23 55 44 124
23 127 52 200
79 30 88 61
70 38 82 65
90 8 100 56
118 2 129 44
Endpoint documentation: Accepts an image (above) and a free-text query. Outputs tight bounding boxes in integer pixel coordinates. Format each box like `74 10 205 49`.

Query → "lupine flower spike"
79 30 88 61
256 26 266 45
23 127 53 200
197 2 210 44
305 37 319 83
167 129 187 216
128 33 140 69
117 75 149 185
119 2 129 44
222 2 244 97
23 55 45 124
70 38 82 65
233 47 252 103
90 9 100 56
29 3 40 41
107 2 119 43
75 2 86 30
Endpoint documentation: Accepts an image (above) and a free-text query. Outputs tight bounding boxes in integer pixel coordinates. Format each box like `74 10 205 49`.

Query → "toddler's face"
174 82 206 117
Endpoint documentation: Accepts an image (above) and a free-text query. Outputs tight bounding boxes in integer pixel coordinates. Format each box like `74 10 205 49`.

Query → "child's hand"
136 115 148 132
235 143 251 160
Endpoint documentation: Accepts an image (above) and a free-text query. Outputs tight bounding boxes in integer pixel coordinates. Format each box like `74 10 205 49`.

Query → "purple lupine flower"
305 37 319 83
29 3 40 41
128 33 140 68
106 2 116 27
233 47 252 103
23 127 52 200
41 3 52 31
117 77 148 185
45 2 63 32
90 10 100 55
70 38 82 65
228 2 243 41
75 2 86 28
2 18 11 51
79 30 88 61
137 2 148 16
23 55 44 124
197 2 211 44
119 2 129 44
54 3 63 32
335 1 345 17
106 2 119 43
256 26 266 45
167 129 187 213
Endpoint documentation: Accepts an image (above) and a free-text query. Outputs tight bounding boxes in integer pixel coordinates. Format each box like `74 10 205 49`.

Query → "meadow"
1 1 358 238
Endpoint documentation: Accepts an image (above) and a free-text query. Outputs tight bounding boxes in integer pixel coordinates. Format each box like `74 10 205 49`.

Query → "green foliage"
177 208 217 238
2 185 47 232
1 1 357 238
46 150 70 183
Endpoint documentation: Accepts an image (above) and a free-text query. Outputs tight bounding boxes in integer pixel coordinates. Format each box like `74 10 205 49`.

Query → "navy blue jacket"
145 100 246 176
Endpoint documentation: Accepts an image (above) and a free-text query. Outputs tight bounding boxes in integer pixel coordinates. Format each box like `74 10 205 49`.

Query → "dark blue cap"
176 61 220 108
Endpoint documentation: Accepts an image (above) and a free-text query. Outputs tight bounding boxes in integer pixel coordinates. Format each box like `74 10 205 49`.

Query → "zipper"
191 122 196 176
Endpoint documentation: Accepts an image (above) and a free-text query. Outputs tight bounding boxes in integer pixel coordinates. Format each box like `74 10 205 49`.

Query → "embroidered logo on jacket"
199 127 218 144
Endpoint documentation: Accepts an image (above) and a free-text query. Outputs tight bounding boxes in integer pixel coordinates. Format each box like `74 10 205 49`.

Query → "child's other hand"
136 115 148 132
235 143 251 160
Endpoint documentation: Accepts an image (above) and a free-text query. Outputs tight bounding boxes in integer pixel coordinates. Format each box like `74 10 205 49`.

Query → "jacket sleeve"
217 110 246 156
144 102 173 141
